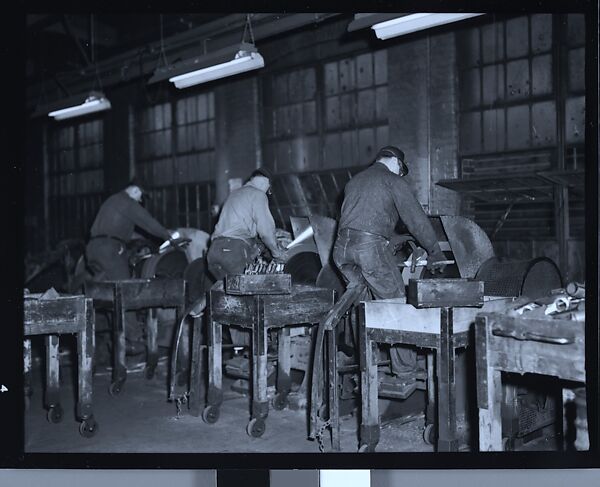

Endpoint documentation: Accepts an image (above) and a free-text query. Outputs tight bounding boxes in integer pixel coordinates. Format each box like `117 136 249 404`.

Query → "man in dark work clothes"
334 146 447 396
86 179 175 355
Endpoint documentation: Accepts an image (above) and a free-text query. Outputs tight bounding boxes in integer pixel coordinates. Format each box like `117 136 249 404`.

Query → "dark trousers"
206 237 259 281
333 228 416 375
85 238 142 342
207 237 260 345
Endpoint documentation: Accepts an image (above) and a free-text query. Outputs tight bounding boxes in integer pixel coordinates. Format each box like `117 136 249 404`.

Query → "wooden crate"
407 278 484 308
225 273 292 295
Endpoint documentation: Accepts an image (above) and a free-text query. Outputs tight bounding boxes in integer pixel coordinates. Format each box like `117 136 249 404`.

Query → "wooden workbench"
24 293 98 437
475 312 586 451
358 296 514 452
85 278 186 395
199 281 335 437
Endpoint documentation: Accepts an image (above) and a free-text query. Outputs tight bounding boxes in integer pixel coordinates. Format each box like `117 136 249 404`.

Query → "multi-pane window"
47 119 105 244
455 11 585 283
322 50 389 168
261 49 389 225
262 49 389 174
458 14 557 158
262 67 319 173
134 92 216 232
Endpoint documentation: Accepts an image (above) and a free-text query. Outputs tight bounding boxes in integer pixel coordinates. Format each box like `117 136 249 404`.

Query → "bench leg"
110 289 127 396
177 305 190 387
359 321 379 452
425 351 435 425
77 301 98 437
248 299 268 438
437 307 458 452
189 316 204 416
273 327 291 411
202 313 223 425
328 328 340 451
145 308 158 380
476 316 503 451
44 335 62 423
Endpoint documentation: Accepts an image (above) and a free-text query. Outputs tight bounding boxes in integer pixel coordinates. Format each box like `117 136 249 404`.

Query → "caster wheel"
423 423 436 446
109 381 123 397
79 417 99 438
358 443 375 453
202 405 220 424
144 366 155 380
272 393 288 411
47 404 63 424
247 418 266 438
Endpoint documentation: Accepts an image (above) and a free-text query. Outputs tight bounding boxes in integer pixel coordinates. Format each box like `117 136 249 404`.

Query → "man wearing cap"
86 179 175 355
207 167 286 281
333 145 447 396
207 168 286 347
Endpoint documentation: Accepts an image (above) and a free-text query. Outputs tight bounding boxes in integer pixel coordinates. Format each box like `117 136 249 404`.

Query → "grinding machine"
285 213 563 448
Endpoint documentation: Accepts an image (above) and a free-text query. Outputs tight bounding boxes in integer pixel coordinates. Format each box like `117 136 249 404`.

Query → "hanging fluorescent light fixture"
149 42 264 89
372 13 483 40
46 91 111 120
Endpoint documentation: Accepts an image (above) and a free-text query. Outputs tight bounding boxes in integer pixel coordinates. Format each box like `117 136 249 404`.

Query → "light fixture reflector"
372 13 483 40
169 50 264 89
48 93 112 120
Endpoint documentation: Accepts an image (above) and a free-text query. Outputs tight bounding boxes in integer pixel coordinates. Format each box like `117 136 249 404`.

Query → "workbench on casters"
475 312 587 451
24 293 98 437
85 278 186 395
199 281 335 437
358 294 514 452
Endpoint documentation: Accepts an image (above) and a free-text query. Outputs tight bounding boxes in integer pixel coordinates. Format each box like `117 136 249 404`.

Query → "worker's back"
339 162 402 239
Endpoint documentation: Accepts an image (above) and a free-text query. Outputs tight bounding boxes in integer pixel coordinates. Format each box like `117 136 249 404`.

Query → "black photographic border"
2 0 598 473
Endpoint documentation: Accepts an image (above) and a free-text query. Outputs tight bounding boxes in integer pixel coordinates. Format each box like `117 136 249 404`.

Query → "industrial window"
454 13 585 282
456 14 586 245
262 66 319 173
261 50 389 227
321 50 389 169
262 49 389 173
47 118 105 245
134 92 216 232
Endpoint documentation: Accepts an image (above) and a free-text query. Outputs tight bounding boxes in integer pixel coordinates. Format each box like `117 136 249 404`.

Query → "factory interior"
22 11 593 456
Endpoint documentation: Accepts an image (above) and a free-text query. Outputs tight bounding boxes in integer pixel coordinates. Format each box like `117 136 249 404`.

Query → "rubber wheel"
79 417 99 438
202 405 220 424
247 417 266 438
502 437 513 451
108 381 123 397
423 423 436 446
358 443 375 453
272 393 288 411
47 404 63 424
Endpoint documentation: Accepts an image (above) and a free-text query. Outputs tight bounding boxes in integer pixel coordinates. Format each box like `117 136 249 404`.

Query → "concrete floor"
24 349 556 454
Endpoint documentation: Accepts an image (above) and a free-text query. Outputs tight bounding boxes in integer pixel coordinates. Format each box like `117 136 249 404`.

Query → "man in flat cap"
86 178 176 355
207 167 286 281
333 146 447 396
207 168 287 346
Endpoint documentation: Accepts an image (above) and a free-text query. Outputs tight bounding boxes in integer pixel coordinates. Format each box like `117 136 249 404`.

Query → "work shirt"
211 181 278 252
90 191 171 242
339 162 439 253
